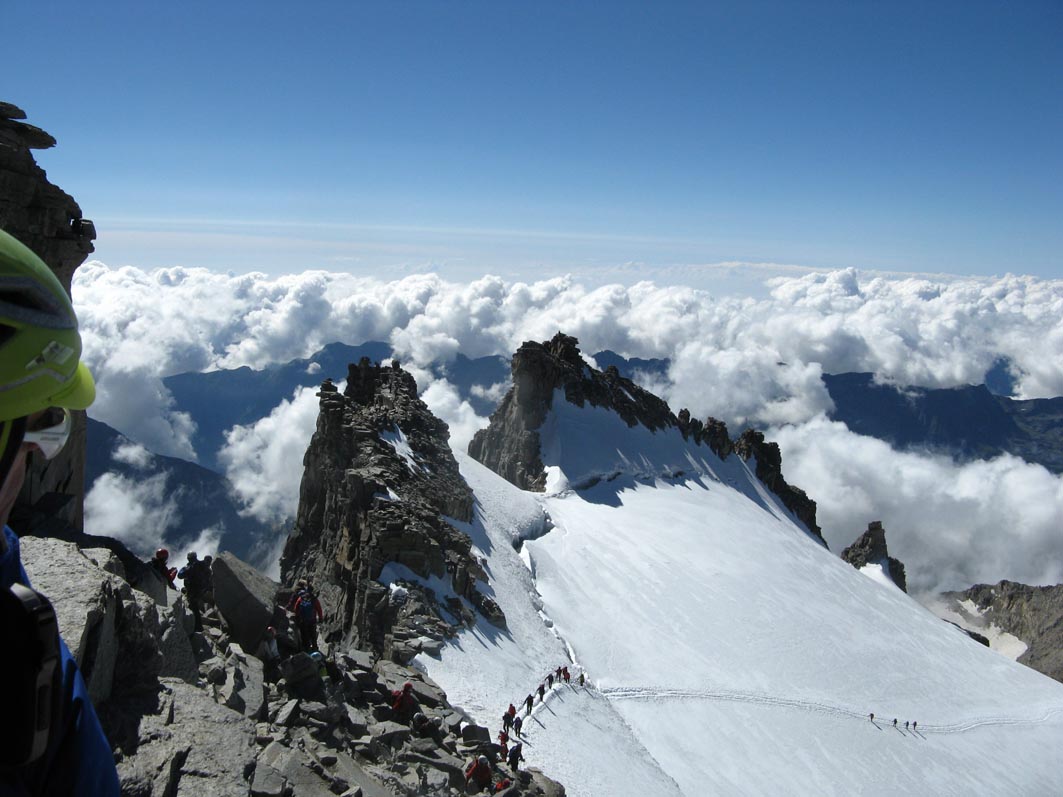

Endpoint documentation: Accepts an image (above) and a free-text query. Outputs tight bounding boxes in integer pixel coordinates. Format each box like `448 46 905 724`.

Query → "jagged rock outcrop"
468 333 824 545
469 333 678 490
212 552 287 655
839 521 907 591
733 429 825 547
20 532 563 796
940 581 1063 684
1 101 97 535
281 358 501 661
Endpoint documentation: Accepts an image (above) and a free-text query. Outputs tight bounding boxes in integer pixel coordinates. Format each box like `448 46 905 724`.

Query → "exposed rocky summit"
840 521 907 592
281 358 503 663
940 581 1063 684
2 101 98 535
732 429 824 546
469 333 676 490
469 333 824 545
19 534 562 796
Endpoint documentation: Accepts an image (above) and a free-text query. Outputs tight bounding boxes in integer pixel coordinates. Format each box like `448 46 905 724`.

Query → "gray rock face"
840 521 907 591
109 678 257 797
467 333 823 546
20 536 120 704
212 551 284 653
281 359 498 657
469 333 677 491
2 102 96 534
940 581 1063 684
216 643 267 720
18 499 567 796
733 429 825 547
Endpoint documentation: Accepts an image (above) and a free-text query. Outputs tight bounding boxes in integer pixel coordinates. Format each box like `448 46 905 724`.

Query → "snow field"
407 399 1063 795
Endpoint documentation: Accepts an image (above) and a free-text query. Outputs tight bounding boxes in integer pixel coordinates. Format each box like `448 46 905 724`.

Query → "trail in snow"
600 685 1063 734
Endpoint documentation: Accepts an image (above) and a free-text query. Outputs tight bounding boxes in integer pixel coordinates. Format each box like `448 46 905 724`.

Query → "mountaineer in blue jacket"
0 230 120 796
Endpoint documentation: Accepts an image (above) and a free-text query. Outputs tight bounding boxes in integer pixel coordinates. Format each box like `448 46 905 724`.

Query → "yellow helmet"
0 230 94 421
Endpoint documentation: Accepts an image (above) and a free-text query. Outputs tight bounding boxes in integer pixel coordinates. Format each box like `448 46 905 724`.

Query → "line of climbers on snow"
465 665 591 794
869 714 920 733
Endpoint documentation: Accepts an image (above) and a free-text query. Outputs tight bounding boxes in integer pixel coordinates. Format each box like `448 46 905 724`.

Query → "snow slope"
405 398 1063 796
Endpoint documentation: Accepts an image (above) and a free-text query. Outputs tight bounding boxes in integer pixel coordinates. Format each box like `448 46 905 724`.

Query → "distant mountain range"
823 373 1063 473
87 341 1063 571
162 341 509 471
85 417 280 564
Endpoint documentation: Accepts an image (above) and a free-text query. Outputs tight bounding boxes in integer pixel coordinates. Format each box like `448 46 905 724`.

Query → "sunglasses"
24 407 71 460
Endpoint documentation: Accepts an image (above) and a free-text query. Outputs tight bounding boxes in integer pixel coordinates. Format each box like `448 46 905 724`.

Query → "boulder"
368 720 411 747
157 602 198 682
82 547 126 579
373 659 446 707
280 652 321 690
107 678 256 797
250 762 287 797
20 536 121 704
217 643 266 719
461 723 492 744
841 521 908 592
274 698 300 727
345 705 369 737
212 551 282 653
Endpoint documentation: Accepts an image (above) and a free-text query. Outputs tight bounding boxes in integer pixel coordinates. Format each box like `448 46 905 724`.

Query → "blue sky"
6 1 1061 285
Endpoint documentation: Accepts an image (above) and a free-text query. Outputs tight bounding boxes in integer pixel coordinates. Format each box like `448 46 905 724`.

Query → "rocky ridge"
19 534 562 796
939 581 1063 684
281 358 504 664
1 101 98 535
840 521 908 592
469 333 825 545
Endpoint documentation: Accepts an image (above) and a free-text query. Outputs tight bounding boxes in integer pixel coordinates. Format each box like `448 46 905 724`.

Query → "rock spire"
282 358 503 661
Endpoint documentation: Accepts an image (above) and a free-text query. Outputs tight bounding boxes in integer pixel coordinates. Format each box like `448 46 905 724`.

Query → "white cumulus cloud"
217 385 324 523
73 261 1063 593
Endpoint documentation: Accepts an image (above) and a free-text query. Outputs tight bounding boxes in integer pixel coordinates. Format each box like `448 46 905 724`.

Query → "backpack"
295 591 316 623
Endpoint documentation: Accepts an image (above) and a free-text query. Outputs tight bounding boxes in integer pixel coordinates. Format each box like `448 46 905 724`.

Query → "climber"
562 666 570 683
507 741 524 771
578 671 585 687
201 554 215 607
555 665 563 682
912 721 918 731
289 581 323 652
256 626 282 681
0 229 120 795
524 693 534 714
412 712 443 741
892 718 897 728
869 713 874 722
179 551 210 631
464 754 493 793
497 728 509 756
537 683 546 702
512 714 523 736
149 547 177 589
507 702 517 719
502 710 513 733
546 673 554 689
391 681 420 723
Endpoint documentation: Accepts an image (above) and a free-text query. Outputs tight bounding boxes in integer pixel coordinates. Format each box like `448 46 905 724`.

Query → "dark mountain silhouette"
823 373 1063 473
162 341 509 471
85 417 278 563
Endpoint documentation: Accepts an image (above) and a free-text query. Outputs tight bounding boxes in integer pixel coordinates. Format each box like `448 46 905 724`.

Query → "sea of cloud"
74 263 1063 593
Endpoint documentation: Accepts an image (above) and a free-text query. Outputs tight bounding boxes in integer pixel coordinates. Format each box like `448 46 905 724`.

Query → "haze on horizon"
8 1 1062 286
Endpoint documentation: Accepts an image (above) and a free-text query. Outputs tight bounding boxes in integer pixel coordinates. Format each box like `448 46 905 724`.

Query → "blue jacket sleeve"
1 526 121 797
